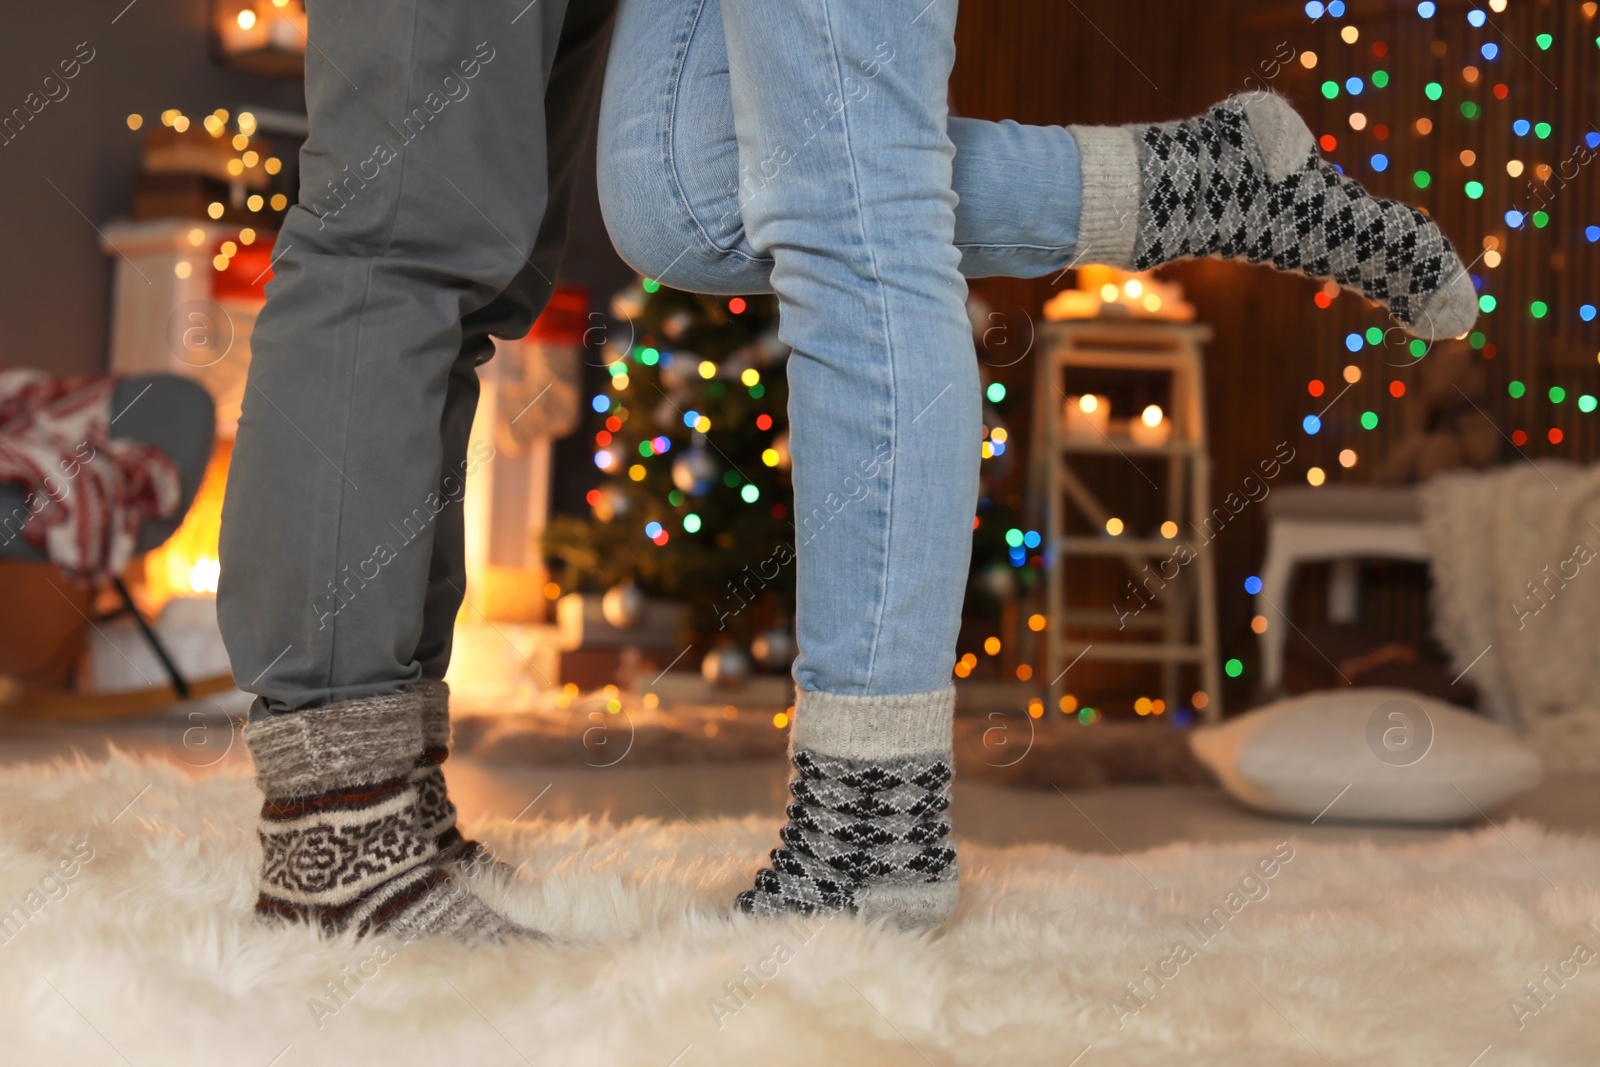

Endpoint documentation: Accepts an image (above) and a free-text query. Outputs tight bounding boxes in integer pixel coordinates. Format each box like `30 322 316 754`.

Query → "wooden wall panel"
951 0 1598 707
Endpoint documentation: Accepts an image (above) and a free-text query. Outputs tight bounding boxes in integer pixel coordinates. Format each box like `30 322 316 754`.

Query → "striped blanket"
0 369 180 582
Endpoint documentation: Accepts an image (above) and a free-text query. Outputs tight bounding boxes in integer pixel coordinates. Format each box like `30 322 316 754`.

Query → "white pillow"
1189 688 1542 824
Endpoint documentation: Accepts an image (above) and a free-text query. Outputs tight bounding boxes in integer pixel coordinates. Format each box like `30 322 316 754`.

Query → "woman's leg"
708 0 975 926
598 0 1082 292
599 0 1475 338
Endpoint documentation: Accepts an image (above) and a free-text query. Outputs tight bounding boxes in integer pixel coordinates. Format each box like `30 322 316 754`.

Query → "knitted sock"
1070 92 1478 340
247 692 529 942
409 678 518 883
736 687 958 930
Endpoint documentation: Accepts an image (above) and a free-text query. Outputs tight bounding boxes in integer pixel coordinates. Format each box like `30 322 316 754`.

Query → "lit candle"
217 2 304 55
1129 404 1171 446
1064 394 1111 438
218 6 269 53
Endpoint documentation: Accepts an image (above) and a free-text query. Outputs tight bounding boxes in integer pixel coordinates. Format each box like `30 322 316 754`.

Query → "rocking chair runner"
0 373 216 697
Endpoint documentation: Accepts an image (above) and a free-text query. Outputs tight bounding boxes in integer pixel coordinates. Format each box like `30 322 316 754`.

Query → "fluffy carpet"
3 755 1599 1066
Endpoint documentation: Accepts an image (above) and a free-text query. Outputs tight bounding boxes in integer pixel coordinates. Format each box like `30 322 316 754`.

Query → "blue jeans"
597 0 1085 697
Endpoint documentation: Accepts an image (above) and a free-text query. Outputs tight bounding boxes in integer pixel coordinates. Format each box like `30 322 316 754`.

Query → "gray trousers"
218 0 615 717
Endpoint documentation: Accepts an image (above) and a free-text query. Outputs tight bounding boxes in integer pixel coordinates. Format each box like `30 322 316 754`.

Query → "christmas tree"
542 281 795 641
543 278 1032 664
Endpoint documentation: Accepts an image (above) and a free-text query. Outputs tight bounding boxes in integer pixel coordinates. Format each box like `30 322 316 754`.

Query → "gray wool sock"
247 691 531 942
736 686 959 930
1069 92 1478 340
409 678 518 883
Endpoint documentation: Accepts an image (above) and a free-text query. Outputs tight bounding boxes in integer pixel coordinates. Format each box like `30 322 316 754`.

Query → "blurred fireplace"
100 218 582 694
102 218 269 613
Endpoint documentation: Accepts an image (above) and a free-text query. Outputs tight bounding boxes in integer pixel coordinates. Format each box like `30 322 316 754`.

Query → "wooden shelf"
1060 643 1206 663
1058 536 1177 555
217 47 304 79
1052 608 1172 631
1059 437 1198 457
1029 318 1222 721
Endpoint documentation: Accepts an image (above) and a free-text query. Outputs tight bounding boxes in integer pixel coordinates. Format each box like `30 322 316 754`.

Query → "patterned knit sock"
1070 92 1478 340
736 687 958 930
247 692 531 942
409 679 517 883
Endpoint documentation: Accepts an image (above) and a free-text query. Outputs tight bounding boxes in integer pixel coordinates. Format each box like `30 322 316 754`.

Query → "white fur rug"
4 755 1600 1067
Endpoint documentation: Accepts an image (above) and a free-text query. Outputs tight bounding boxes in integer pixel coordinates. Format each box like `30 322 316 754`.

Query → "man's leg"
409 354 483 867
218 0 583 939
221 0 577 712
409 0 617 876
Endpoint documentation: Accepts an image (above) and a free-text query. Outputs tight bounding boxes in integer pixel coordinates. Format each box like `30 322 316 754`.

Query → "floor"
4 689 1597 854
11 735 1598 1066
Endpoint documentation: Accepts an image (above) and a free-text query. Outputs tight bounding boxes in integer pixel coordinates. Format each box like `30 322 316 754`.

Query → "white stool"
1255 485 1428 694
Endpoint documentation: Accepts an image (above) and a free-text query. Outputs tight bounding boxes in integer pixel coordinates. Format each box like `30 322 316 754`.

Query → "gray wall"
0 0 303 374
0 0 631 379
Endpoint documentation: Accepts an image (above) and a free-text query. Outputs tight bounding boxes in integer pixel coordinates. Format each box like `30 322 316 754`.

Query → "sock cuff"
411 678 452 750
792 686 954 761
246 692 423 799
1065 124 1141 269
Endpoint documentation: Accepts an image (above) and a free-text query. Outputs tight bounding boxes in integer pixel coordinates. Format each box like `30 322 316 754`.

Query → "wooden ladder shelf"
1028 320 1223 723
